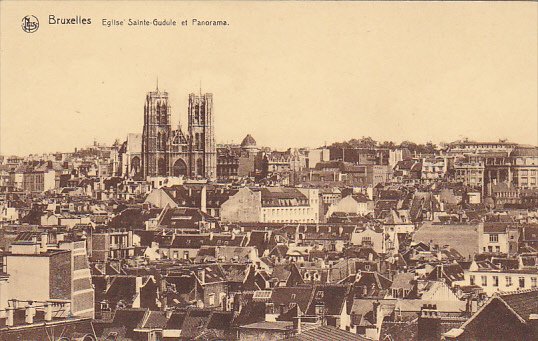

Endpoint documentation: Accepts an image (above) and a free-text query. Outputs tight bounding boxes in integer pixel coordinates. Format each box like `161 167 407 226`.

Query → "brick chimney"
418 304 441 341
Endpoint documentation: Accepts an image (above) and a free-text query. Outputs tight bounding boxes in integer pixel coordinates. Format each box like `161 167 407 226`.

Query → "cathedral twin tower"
141 86 216 180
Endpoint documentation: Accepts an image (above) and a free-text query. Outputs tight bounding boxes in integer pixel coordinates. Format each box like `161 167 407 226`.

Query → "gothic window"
172 159 188 177
131 157 141 175
197 159 203 176
162 133 167 150
157 132 162 149
158 158 167 176
161 106 167 124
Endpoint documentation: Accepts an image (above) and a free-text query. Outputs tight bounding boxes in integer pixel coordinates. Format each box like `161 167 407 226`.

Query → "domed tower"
241 134 259 154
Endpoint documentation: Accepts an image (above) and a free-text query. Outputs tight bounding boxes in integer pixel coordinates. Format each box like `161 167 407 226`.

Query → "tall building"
141 87 216 179
188 93 216 179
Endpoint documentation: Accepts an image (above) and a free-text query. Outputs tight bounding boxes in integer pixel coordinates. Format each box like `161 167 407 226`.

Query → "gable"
462 298 531 340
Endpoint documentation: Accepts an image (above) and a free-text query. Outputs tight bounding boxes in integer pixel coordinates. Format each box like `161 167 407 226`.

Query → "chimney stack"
6 308 14 326
40 232 49 252
197 269 206 285
293 316 302 335
25 303 35 324
201 186 207 213
45 303 53 321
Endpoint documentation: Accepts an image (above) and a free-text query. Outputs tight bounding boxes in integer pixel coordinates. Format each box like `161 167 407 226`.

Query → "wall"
49 251 72 300
239 328 290 341
220 187 262 223
144 188 178 208
6 255 50 301
457 270 538 295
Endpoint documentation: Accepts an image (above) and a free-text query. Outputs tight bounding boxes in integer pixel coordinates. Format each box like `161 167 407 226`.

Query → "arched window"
157 132 162 150
172 159 188 177
131 156 141 176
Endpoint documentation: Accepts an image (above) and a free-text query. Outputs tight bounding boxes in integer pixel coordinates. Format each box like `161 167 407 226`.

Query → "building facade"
141 88 216 180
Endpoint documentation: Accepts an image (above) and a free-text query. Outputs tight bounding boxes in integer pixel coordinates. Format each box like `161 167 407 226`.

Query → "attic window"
316 291 324 299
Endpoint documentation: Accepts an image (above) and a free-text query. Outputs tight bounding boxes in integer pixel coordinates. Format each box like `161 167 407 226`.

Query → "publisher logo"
22 15 39 33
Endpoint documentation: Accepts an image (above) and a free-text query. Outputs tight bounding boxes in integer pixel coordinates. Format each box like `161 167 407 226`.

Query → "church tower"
188 93 216 179
142 87 171 177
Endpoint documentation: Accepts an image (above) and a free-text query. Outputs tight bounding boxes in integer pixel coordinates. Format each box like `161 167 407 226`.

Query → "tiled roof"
165 311 187 329
499 289 538 322
305 284 350 316
180 309 212 339
271 286 314 313
140 311 168 329
286 325 370 341
483 222 509 234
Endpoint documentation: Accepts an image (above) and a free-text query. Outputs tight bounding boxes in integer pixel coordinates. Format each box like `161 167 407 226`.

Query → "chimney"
6 308 14 326
528 314 538 334
25 303 35 324
293 316 302 335
418 304 441 341
45 304 53 321
372 300 380 325
40 232 48 252
201 186 207 213
135 276 143 296
197 269 206 285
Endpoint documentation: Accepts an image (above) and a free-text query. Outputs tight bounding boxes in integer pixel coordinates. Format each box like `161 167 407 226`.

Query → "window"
493 276 499 287
316 290 324 299
532 277 537 288
315 304 325 315
506 276 512 287
495 246 500 253
362 236 372 246
469 275 475 286
481 275 488 286
208 293 215 306
489 234 498 243
519 277 525 288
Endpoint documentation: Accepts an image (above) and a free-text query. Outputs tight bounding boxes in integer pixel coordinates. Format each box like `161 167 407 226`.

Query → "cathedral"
140 86 217 180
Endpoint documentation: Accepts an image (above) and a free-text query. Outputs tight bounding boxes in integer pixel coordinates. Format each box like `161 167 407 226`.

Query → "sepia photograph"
0 1 537 340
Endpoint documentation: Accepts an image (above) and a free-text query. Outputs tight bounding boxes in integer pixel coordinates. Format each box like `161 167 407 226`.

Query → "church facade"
140 87 216 180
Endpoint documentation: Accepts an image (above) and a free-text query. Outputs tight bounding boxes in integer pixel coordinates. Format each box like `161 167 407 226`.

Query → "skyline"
1 2 537 156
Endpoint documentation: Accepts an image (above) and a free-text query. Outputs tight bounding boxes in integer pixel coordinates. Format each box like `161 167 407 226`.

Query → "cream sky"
1 1 537 156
